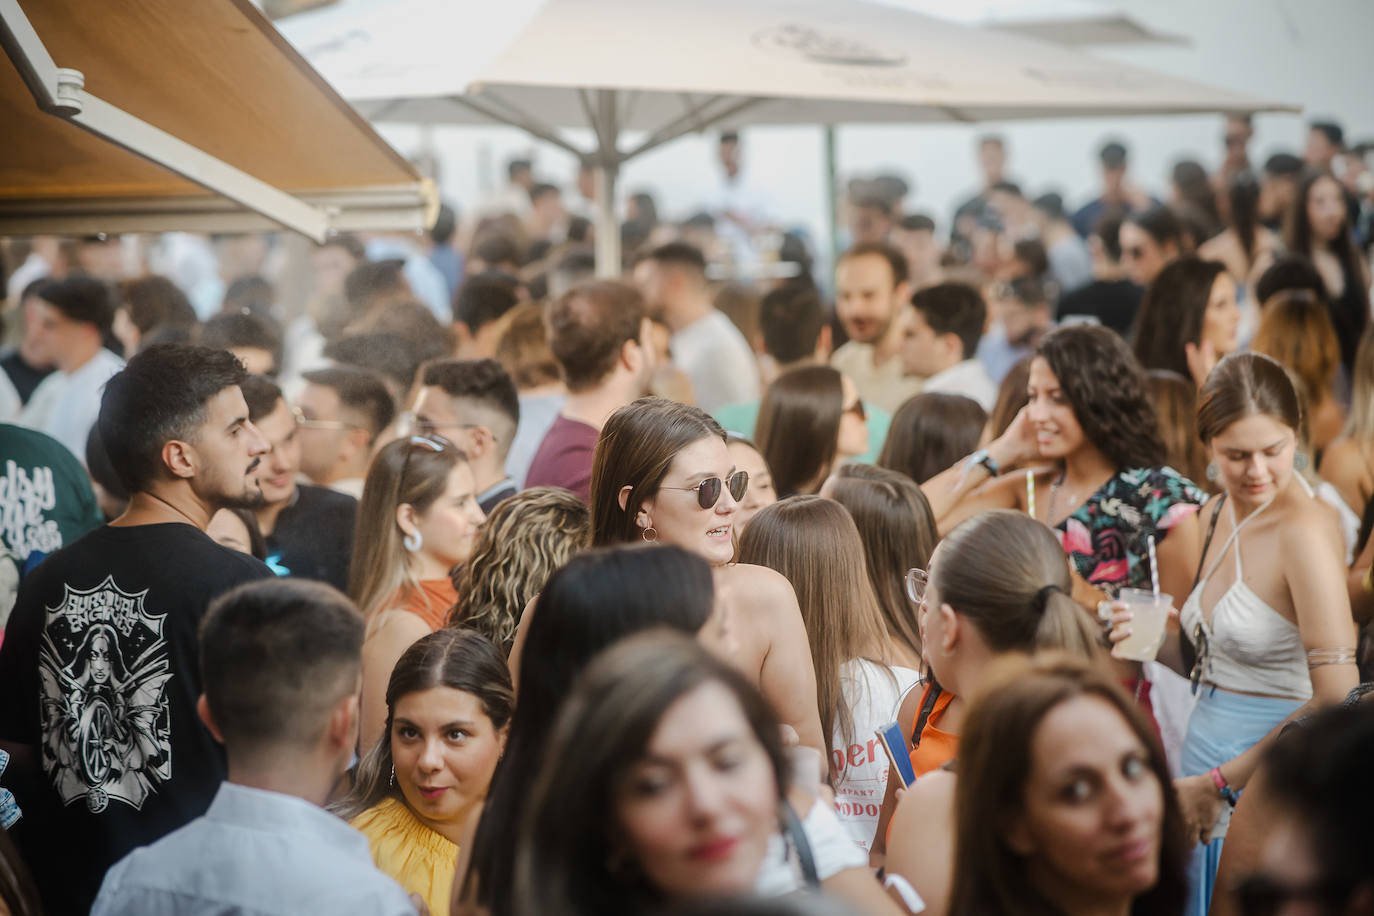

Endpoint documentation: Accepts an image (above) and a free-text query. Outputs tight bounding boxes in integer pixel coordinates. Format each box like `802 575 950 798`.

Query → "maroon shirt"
524 415 600 503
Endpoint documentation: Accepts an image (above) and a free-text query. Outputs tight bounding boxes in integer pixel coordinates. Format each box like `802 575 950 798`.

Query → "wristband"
1209 767 1239 807
969 448 1000 478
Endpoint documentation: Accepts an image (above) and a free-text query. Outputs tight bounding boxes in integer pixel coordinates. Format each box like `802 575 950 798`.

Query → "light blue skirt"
1180 687 1302 916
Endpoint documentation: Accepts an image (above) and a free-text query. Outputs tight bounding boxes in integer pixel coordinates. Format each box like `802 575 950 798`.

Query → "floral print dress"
1054 466 1207 599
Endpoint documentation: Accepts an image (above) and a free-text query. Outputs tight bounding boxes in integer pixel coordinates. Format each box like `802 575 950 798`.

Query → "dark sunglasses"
1235 875 1354 916
844 399 867 422
660 470 749 509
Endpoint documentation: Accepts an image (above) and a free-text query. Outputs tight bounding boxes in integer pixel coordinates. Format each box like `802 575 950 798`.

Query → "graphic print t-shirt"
0 424 104 628
0 522 271 913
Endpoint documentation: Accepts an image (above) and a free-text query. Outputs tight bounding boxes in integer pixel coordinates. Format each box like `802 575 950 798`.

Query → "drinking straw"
1146 534 1160 598
1026 470 1036 519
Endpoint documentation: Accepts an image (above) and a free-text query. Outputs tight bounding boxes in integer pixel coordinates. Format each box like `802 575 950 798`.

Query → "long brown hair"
949 653 1188 916
349 435 467 628
879 392 987 485
450 487 591 656
513 632 787 916
1145 370 1209 489
331 628 512 821
1196 351 1303 445
828 464 936 661
986 355 1032 441
1038 325 1166 472
1285 171 1369 311
737 496 893 774
1343 326 1374 442
1131 256 1228 380
590 397 727 546
936 510 1102 661
755 365 844 497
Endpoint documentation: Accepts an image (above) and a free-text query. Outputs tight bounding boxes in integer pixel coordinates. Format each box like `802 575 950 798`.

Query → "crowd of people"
0 114 1373 916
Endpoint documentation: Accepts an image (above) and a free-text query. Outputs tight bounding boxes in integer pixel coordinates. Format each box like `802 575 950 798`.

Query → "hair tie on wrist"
1033 584 1064 612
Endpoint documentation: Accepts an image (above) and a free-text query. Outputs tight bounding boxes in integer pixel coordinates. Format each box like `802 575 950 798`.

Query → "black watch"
970 448 1000 477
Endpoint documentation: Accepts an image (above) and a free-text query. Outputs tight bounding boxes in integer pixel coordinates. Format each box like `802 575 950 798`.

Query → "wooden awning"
0 0 435 240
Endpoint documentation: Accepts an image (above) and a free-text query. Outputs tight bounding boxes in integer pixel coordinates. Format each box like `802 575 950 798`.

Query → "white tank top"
1179 489 1313 701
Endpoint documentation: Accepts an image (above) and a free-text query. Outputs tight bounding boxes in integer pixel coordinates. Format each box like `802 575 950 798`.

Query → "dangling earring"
389 765 395 786
403 531 423 552
641 526 658 542
1205 462 1220 483
1293 451 1310 472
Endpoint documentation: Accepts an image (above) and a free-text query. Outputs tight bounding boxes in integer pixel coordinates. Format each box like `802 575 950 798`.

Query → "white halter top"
1178 485 1313 701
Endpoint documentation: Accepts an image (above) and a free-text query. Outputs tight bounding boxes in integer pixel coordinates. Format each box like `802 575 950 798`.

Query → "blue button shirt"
93 782 416 916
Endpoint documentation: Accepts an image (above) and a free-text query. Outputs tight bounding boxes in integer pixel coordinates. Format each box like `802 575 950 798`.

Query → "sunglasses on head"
395 434 449 499
660 470 749 509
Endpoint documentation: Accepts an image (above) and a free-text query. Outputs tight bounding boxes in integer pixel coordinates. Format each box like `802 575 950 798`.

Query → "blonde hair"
348 436 466 630
496 302 561 390
450 488 591 656
1343 326 1374 442
1251 290 1340 408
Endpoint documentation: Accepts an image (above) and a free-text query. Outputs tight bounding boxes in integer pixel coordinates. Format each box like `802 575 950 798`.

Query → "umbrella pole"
591 89 622 278
824 125 840 268
593 161 620 278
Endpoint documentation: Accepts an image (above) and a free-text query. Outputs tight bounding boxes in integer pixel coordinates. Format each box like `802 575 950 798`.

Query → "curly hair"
1037 325 1165 471
449 488 591 656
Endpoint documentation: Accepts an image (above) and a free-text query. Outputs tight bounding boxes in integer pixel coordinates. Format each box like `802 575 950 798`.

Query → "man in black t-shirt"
1055 216 1144 339
240 376 357 591
0 344 273 914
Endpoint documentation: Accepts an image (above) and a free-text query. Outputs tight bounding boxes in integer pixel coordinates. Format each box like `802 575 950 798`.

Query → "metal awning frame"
0 0 434 241
436 86 765 275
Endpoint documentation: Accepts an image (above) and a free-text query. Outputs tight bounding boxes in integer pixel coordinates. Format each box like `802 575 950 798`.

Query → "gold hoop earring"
641 526 658 542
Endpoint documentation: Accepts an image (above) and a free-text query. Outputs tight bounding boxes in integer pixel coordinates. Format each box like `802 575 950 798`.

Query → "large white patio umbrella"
281 0 1295 274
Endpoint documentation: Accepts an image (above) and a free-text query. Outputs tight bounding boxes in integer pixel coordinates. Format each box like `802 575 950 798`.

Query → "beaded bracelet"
1209 767 1239 807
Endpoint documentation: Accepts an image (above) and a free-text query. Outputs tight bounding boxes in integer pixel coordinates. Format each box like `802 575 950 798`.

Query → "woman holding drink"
1111 352 1358 916
924 324 1206 615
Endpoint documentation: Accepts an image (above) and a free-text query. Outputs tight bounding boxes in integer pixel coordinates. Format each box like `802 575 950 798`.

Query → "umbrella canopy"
283 0 1296 271
0 0 435 241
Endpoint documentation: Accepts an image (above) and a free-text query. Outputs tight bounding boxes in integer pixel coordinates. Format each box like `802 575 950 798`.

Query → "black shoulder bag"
1182 495 1227 675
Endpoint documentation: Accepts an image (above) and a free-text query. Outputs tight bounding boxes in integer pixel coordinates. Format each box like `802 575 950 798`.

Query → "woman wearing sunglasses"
756 365 869 498
351 434 487 751
587 396 826 754
1111 353 1357 916
876 510 1103 902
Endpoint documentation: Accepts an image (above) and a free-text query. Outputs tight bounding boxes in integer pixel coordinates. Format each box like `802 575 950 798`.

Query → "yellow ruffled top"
350 796 458 916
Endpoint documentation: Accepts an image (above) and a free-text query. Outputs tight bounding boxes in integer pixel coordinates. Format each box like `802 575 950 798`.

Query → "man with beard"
0 344 273 914
240 376 357 591
830 241 922 414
